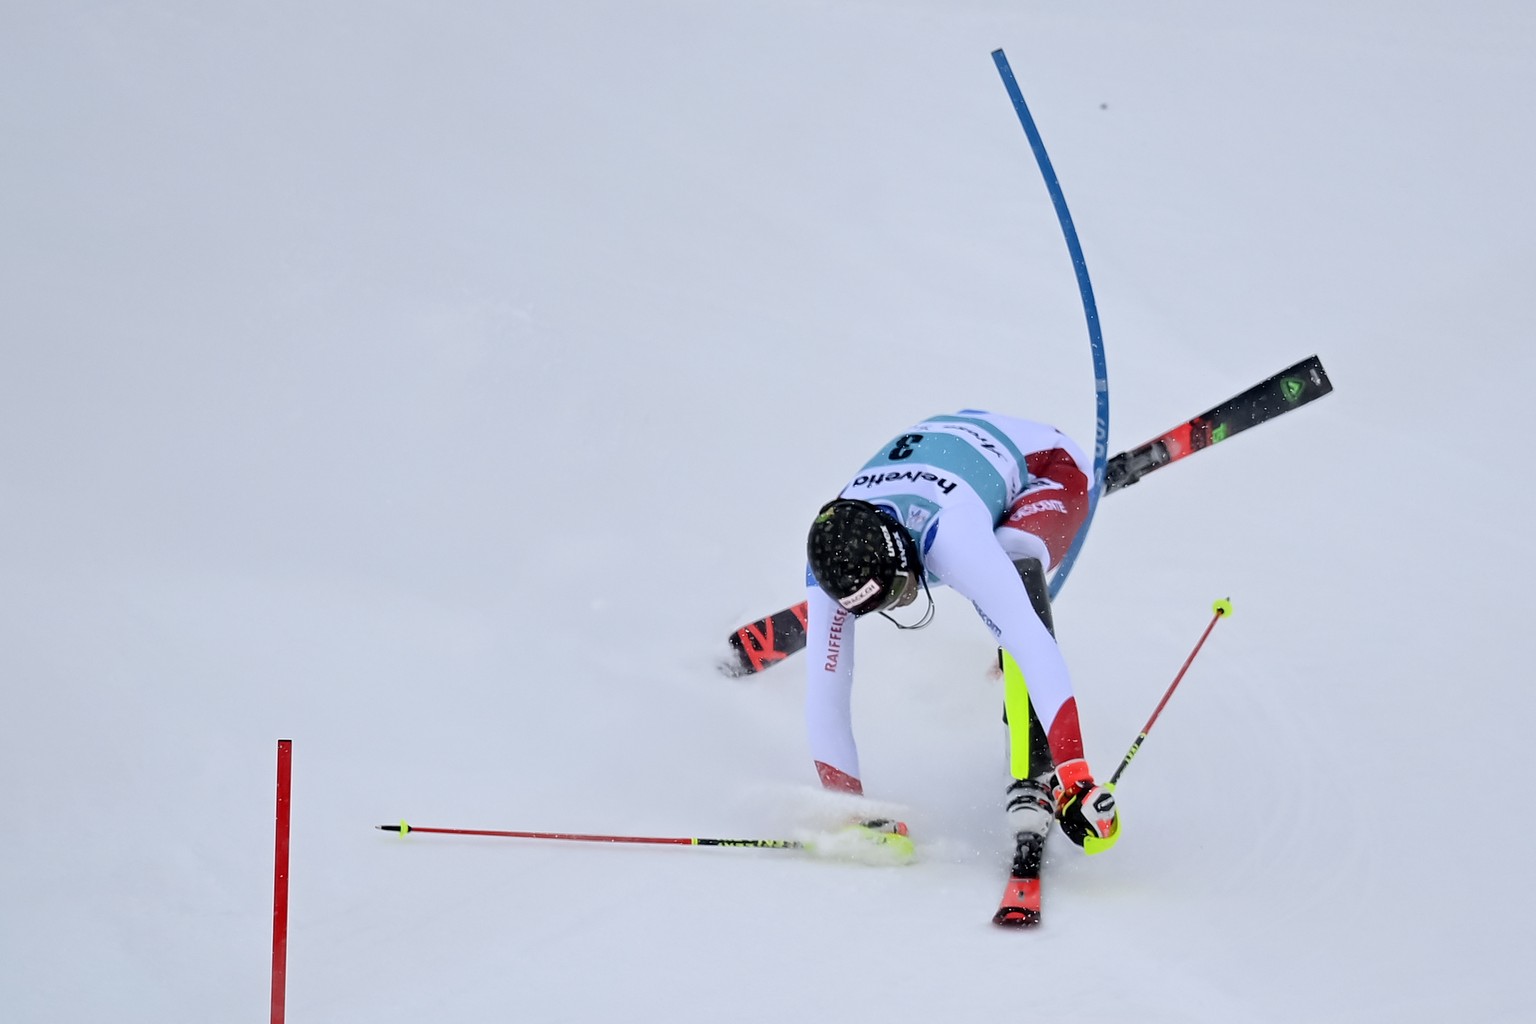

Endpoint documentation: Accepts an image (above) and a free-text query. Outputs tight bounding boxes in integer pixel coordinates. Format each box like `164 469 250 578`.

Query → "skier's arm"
803 578 863 794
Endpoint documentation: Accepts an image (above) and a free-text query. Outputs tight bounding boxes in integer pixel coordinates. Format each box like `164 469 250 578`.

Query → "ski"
720 355 1332 677
992 832 1045 927
722 600 809 677
1103 353 1333 493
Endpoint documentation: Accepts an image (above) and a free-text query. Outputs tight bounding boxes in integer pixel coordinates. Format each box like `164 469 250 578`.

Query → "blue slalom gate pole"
991 48 1110 600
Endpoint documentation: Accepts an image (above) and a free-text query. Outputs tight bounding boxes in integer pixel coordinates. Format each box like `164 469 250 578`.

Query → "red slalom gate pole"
271 740 293 1024
1107 599 1231 788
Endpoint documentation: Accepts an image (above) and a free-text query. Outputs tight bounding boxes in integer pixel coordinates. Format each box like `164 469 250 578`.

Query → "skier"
803 410 1120 859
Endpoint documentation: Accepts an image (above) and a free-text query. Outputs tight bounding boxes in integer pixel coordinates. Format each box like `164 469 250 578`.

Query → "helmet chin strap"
879 575 936 630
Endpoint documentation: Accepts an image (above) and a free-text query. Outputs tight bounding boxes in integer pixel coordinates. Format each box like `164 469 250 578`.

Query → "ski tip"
1213 597 1233 617
716 655 750 679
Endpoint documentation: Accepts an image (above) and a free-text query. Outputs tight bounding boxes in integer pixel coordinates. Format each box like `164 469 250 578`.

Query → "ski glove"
836 818 915 862
1052 758 1121 854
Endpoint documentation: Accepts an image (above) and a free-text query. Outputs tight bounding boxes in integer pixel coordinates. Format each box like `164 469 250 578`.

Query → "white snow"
3 3 1532 1021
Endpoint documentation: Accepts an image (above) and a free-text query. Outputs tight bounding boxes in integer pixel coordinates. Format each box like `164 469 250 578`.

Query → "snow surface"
3 3 1534 1021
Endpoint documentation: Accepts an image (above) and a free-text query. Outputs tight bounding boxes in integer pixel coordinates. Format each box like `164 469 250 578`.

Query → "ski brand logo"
724 601 811 672
1282 377 1305 402
732 602 810 674
1211 423 1229 443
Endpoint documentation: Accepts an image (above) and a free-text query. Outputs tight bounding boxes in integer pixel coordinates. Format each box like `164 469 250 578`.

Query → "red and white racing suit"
805 410 1091 795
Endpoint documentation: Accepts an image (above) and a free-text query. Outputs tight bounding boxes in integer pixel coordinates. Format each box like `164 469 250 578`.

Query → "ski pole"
377 820 804 850
1107 598 1231 788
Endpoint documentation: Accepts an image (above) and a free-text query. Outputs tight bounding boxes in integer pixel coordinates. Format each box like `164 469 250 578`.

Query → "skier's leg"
996 447 1090 572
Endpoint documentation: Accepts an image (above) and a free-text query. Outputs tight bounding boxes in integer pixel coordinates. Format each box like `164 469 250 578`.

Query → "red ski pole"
1107 598 1231 788
377 821 804 850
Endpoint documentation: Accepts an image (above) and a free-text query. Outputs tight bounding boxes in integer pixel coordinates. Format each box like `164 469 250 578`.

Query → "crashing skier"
802 410 1121 923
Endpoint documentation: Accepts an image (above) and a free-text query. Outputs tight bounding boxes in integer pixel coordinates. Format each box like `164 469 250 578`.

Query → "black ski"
722 602 808 678
720 355 1333 677
1103 353 1333 493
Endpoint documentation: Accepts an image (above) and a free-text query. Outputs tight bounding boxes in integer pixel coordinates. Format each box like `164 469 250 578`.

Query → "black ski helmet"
806 499 923 616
